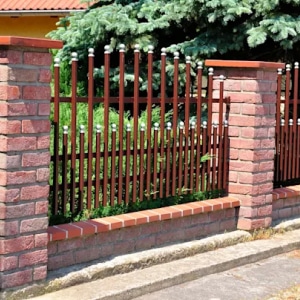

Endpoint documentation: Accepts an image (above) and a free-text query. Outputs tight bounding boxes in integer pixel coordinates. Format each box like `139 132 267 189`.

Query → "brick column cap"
0 36 62 49
205 59 285 70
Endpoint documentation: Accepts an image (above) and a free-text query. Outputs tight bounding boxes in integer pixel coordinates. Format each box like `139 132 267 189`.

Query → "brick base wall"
272 186 300 223
47 197 240 271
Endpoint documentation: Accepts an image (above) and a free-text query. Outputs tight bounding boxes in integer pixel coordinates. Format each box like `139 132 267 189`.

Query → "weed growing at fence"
49 188 222 225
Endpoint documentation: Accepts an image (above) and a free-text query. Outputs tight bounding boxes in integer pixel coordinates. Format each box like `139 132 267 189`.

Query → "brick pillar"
205 60 285 230
0 37 62 291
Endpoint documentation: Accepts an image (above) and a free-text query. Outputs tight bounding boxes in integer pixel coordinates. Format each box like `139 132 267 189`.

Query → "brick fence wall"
0 37 62 291
0 37 299 294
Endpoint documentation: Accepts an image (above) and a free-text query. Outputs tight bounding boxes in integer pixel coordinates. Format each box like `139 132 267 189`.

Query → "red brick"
239 207 257 218
0 153 21 169
241 127 268 139
39 69 52 83
124 212 148 225
56 224 82 239
19 249 47 267
257 205 272 217
229 115 258 127
230 138 260 150
38 103 50 115
0 220 19 236
37 135 50 149
226 92 263 104
137 210 160 222
36 168 50 182
22 120 50 133
33 265 47 281
239 172 268 184
35 200 49 214
0 255 18 271
24 52 52 66
20 217 48 234
279 207 292 219
57 238 84 253
135 236 156 251
6 170 36 185
47 252 75 271
0 85 20 100
229 161 259 172
74 247 101 264
242 80 272 92
5 202 35 219
0 119 21 134
0 235 34 255
241 103 270 116
0 49 22 64
220 219 236 231
86 219 110 233
35 233 48 248
0 269 32 289
151 208 172 220
5 136 36 151
48 226 67 242
0 188 20 203
23 86 51 100
47 242 57 255
8 68 38 82
112 215 136 227
209 210 225 222
22 152 50 168
0 103 37 116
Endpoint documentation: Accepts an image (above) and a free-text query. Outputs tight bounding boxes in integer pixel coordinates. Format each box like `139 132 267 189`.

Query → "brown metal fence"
275 62 300 187
50 45 229 216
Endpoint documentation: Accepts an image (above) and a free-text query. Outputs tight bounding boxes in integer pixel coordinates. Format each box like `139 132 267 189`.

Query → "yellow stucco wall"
0 16 62 38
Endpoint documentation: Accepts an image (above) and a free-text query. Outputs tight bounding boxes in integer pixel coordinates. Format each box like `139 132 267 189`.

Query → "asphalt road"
132 250 300 300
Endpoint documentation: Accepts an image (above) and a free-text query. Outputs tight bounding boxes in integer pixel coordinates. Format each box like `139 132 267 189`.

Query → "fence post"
205 60 285 230
0 37 62 291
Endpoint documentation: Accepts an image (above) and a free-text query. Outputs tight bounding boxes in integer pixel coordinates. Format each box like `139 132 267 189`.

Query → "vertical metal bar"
132 44 140 203
212 122 217 190
146 46 154 199
218 76 225 190
207 67 214 191
139 123 145 201
172 52 179 196
166 122 172 197
297 118 300 178
103 45 110 207
153 123 159 199
201 121 207 191
280 119 285 182
189 121 195 191
285 65 291 134
110 124 117 206
125 124 131 204
95 125 101 208
118 44 125 204
178 122 184 195
159 48 167 198
223 120 229 192
195 62 203 192
87 48 94 209
184 56 191 193
79 125 85 211
275 69 282 183
70 52 78 213
62 126 68 215
52 57 60 215
288 119 293 180
292 63 299 178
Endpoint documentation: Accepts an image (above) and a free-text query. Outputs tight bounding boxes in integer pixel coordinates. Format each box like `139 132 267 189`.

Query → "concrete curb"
4 218 300 300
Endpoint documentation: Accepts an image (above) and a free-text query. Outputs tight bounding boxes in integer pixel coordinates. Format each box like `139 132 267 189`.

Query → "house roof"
0 0 89 14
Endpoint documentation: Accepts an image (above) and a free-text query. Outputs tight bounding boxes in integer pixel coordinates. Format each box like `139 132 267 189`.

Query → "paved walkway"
28 220 300 300
132 250 300 300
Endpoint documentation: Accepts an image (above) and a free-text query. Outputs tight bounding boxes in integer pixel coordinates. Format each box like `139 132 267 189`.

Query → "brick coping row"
48 197 240 242
47 186 300 242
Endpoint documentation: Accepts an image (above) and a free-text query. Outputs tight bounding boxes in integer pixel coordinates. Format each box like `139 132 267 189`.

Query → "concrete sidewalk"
14 219 300 300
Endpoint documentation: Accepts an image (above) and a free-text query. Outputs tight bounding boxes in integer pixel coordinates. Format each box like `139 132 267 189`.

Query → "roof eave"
0 9 85 16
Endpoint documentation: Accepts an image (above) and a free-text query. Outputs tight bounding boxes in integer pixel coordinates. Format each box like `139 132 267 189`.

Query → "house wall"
0 16 61 38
